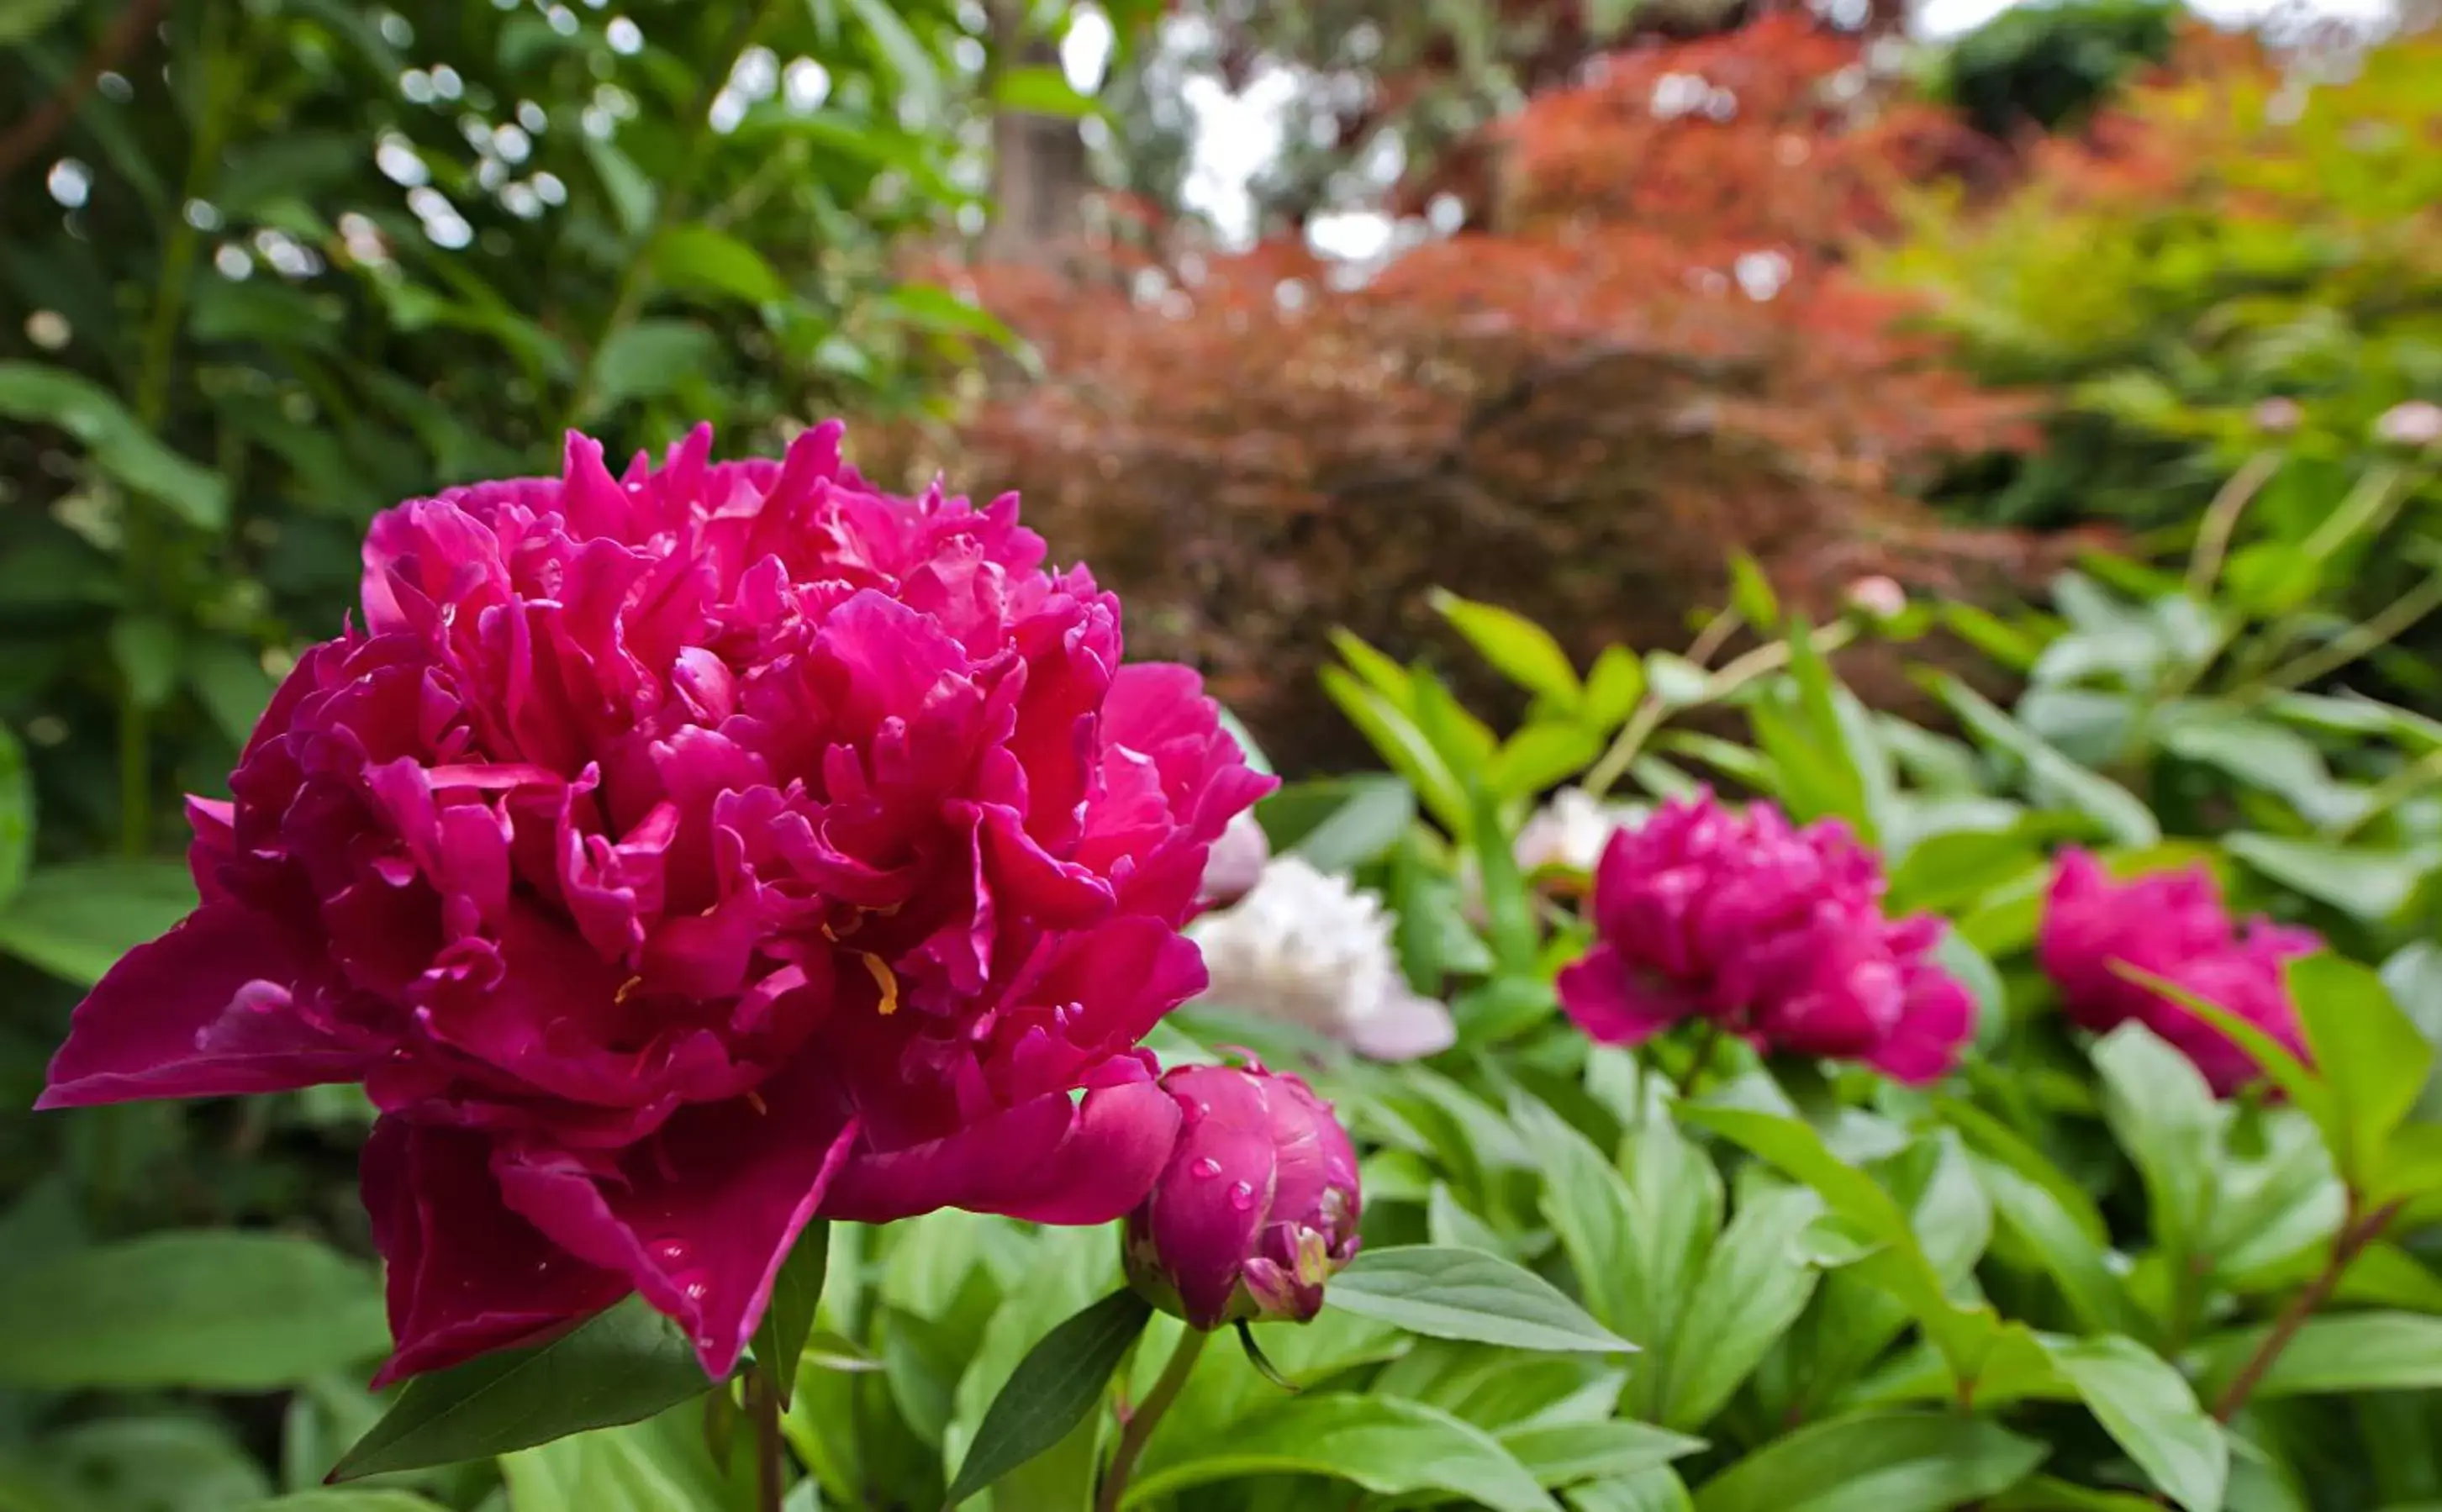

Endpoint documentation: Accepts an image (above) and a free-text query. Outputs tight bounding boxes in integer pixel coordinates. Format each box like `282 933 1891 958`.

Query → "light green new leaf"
2291 953 2433 1187
1432 589 1584 704
1692 1411 2044 1512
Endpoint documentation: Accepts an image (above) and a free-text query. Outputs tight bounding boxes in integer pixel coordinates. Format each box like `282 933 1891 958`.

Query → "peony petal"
38 904 365 1109
1345 991 1458 1062
823 1076 1183 1227
1555 944 1693 1047
493 1056 861 1379
363 1118 629 1387
1142 1066 1276 1329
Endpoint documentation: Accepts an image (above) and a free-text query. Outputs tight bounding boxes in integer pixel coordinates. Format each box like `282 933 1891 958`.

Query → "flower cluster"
1555 792 1973 1083
1123 1059 1362 1330
2038 848 2319 1095
40 424 1271 1383
1189 856 1455 1062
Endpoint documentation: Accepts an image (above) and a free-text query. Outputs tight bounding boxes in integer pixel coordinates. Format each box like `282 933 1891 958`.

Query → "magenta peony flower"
39 424 1272 1383
1122 1060 1361 1330
2038 848 2318 1095
1554 792 1973 1084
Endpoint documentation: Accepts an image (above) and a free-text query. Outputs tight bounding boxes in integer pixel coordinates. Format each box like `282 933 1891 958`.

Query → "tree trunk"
982 0 1092 265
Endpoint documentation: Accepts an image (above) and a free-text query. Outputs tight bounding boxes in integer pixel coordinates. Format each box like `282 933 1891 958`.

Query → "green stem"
1673 1019 1724 1101
2185 450 2281 601
1583 617 1856 800
746 1366 786 1512
119 0 240 857
1096 1326 1208 1512
558 0 786 433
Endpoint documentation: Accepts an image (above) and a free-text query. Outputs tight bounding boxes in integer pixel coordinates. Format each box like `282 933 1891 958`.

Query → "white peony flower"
1188 856 1456 1062
1512 787 1643 877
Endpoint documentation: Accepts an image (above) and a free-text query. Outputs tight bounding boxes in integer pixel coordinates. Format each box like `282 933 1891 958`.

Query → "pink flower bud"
2374 400 2442 450
1845 575 1907 621
2251 398 2303 436
1195 809 1271 910
1124 1060 1361 1330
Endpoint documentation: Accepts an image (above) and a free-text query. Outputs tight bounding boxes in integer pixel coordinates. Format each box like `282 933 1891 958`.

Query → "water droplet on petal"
1190 1156 1223 1180
652 1238 690 1266
683 1279 709 1302
1228 1180 1256 1211
1183 1099 1210 1125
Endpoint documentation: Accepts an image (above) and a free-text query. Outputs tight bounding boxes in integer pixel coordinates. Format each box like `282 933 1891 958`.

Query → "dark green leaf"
1327 1246 1635 1354
109 614 180 710
245 1494 451 1511
2225 834 2436 923
1272 775 1416 872
653 225 789 305
0 1233 385 1390
2290 954 2430 1188
752 1220 830 1408
0 361 228 528
330 1297 714 1481
2091 1025 2221 1258
588 320 716 410
1661 1186 1823 1429
1932 675 2158 846
1690 1411 2045 1512
1501 1420 1706 1489
583 137 656 238
0 722 29 912
0 0 76 45
993 65 1100 116
943 1289 1150 1506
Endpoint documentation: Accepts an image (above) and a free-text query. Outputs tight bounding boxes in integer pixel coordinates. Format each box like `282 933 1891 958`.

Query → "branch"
0 0 171 187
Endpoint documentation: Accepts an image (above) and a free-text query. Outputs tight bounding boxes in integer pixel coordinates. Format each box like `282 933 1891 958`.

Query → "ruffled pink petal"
363 1118 630 1387
38 904 365 1109
822 1075 1183 1227
493 1056 861 1378
1555 944 1693 1047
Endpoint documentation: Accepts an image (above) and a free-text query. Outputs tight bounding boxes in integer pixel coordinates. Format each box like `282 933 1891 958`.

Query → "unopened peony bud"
2374 400 2442 450
1123 1061 1361 1330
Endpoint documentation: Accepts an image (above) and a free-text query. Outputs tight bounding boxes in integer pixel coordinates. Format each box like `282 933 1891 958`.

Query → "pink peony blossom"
1122 1059 1361 1330
1554 792 1973 1084
40 424 1272 1383
2038 848 2318 1095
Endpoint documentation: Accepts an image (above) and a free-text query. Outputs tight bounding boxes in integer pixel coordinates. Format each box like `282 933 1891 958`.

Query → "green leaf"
1126 1393 1558 1511
1887 829 2048 914
1509 1099 1644 1342
0 1232 385 1390
1931 674 2158 847
993 64 1100 116
0 722 29 912
330 1296 713 1481
752 1220 829 1408
944 1289 1150 1506
2091 1025 2222 1259
188 639 277 747
1585 647 1648 730
2193 1312 2442 1400
1728 553 1780 629
1321 666 1468 835
0 858 196 986
1326 1246 1635 1354
0 0 76 45
1473 785 1539 972
583 137 656 238
1493 722 1606 802
109 614 180 710
245 1494 451 1511
1645 652 1712 710
498 1406 731 1512
1572 1467 1697 1512
651 224 789 304
1432 590 1583 703
0 361 229 529
2049 1336 2227 1512
588 319 717 410
1268 775 1415 873
841 0 944 116
2225 834 2437 923
2290 954 2431 1188
1501 1420 1706 1489
1660 1185 1823 1430
1691 1411 2045 1512
1970 1155 2130 1336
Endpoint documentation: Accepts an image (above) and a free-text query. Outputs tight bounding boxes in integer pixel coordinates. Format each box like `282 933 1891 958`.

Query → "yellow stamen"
614 976 644 1004
862 952 899 1016
745 1089 768 1115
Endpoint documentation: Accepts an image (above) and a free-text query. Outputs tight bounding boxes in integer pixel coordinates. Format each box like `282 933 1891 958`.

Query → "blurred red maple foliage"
900 15 2056 772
